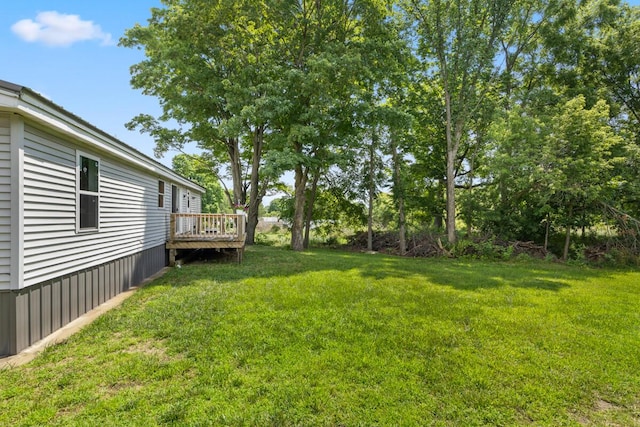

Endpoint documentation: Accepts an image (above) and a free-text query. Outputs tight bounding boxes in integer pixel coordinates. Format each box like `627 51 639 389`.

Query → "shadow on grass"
153 245 619 293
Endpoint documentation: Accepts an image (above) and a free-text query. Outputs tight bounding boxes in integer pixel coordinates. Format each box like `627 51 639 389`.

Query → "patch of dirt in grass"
574 397 639 426
98 381 145 397
122 339 182 363
595 398 618 412
56 404 84 419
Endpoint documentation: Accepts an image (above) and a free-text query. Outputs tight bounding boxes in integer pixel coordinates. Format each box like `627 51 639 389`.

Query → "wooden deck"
166 213 247 264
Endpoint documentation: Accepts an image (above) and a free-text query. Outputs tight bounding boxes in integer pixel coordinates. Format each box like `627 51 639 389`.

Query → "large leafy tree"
119 0 278 244
544 97 623 259
264 0 400 251
121 0 404 251
482 108 546 241
502 0 638 241
403 0 514 244
573 2 640 218
597 3 640 139
482 95 624 258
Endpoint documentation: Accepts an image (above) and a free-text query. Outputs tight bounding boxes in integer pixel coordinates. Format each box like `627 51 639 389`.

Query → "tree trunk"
499 46 514 219
444 91 461 244
291 159 308 251
227 137 244 208
445 147 457 244
433 209 443 230
246 208 259 246
398 197 407 256
544 213 550 251
390 134 406 255
562 205 573 261
563 225 571 261
303 171 320 249
431 181 445 230
466 153 475 236
368 189 374 252
367 129 378 252
245 126 264 245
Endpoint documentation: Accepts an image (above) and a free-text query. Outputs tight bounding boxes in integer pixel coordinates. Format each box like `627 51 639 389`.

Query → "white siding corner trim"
9 114 24 290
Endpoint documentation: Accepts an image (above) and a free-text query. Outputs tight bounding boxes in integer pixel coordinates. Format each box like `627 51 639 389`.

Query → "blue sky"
0 1 179 166
2 1 639 170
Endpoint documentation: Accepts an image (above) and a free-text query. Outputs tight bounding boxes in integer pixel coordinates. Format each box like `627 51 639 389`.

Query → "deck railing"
169 213 246 242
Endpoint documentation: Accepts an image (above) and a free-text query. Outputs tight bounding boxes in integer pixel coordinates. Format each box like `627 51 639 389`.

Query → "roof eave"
0 79 204 194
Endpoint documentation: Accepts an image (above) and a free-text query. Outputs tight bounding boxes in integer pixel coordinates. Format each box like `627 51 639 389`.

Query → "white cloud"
11 11 113 47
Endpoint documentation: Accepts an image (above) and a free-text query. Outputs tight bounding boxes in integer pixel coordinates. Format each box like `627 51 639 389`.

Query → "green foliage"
603 247 640 267
450 238 514 261
120 0 289 242
120 0 640 260
1 247 640 425
478 92 626 258
254 229 290 248
403 0 516 242
566 242 588 266
266 197 287 216
545 96 621 209
277 188 366 238
263 0 405 250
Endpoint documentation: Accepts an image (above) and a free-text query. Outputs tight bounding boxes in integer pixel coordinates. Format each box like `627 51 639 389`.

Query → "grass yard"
1 246 639 426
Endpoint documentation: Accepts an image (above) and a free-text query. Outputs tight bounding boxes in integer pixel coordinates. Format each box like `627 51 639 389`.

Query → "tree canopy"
122 0 640 261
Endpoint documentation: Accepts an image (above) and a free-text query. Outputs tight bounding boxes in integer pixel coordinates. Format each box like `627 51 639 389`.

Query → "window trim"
158 180 165 208
76 151 100 233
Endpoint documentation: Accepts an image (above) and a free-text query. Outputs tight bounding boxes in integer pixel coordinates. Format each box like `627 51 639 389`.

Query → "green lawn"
1 246 639 426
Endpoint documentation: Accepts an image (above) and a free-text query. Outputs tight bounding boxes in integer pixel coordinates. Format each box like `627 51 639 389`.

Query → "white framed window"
158 180 165 208
77 152 100 232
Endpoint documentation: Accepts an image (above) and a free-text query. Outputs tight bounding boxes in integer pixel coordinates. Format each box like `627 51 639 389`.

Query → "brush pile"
347 231 549 259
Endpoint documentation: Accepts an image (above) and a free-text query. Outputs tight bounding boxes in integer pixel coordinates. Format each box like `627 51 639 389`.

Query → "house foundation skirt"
0 245 168 357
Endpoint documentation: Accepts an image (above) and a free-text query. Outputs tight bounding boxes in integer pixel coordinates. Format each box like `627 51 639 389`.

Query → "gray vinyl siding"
1 81 205 355
22 123 172 288
100 160 169 250
0 114 11 289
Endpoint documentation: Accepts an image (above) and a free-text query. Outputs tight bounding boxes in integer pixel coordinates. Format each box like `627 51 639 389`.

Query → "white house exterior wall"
176 189 202 214
192 194 202 213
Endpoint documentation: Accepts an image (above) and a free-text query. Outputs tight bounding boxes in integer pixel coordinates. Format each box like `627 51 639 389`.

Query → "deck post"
169 248 176 267
169 214 176 241
238 213 245 237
